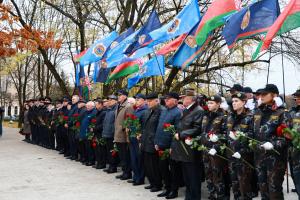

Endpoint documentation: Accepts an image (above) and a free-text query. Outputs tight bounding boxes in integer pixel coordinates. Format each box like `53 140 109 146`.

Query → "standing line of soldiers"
20 85 300 200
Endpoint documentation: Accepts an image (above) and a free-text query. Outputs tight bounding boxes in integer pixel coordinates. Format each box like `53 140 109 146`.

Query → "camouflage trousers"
229 160 252 200
203 152 226 199
255 153 287 200
292 158 300 200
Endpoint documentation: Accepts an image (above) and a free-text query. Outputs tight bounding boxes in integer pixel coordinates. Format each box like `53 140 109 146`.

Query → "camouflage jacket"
289 110 300 163
226 110 254 162
201 109 227 153
253 104 289 156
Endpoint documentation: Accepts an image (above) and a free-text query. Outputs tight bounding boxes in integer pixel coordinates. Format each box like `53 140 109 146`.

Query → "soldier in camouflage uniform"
201 95 227 200
252 84 288 200
226 92 254 200
285 87 300 199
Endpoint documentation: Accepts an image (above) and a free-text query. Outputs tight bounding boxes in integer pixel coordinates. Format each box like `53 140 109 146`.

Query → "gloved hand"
232 152 241 159
262 142 274 150
208 148 217 156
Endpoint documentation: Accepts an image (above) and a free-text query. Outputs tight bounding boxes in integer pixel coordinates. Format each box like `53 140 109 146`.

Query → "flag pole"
266 47 271 84
281 36 286 102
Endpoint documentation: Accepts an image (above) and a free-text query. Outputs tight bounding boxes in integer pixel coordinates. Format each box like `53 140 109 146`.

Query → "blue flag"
168 21 213 70
96 61 110 83
79 30 118 67
124 10 161 55
221 0 280 51
117 46 154 66
102 27 134 60
127 55 165 90
149 0 200 46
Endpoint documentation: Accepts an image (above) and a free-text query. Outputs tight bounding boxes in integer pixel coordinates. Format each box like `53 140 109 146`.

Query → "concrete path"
0 126 297 200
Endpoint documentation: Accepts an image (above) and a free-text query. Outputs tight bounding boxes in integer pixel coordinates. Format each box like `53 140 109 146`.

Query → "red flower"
232 131 236 135
207 132 214 139
53 116 57 119
159 151 163 157
202 106 208 110
111 151 116 156
60 111 63 114
163 123 170 129
76 122 80 127
125 114 130 118
277 127 283 137
92 139 96 143
281 124 288 129
44 118 49 121
130 114 134 118
132 116 137 120
37 116 40 119
288 122 291 125
133 105 138 109
92 119 97 123
73 114 76 117
92 143 96 147
185 137 191 140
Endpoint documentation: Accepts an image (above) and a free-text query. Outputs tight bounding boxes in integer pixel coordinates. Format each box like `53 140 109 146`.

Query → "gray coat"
140 104 164 153
170 102 204 163
23 110 31 134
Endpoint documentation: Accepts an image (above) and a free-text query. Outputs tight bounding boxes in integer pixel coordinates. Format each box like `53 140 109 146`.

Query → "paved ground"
0 126 297 200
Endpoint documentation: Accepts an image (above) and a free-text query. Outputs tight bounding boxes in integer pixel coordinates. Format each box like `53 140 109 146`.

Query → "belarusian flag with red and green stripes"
73 48 89 64
253 0 300 60
105 58 144 84
195 0 242 46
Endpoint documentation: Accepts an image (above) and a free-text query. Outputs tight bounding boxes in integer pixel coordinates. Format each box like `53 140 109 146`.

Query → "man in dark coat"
65 95 79 160
140 93 164 192
52 99 63 151
79 101 97 166
102 95 119 174
92 99 107 169
28 99 35 143
60 97 70 157
31 98 40 145
75 100 88 162
154 91 182 199
38 98 47 147
43 102 54 149
127 93 148 185
170 89 204 200
0 105 4 137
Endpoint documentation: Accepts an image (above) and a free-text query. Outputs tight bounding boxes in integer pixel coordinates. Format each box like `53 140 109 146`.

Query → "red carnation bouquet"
19 127 25 135
71 113 79 130
164 123 189 155
158 149 170 160
86 119 97 140
37 116 45 126
44 118 51 129
280 123 300 153
110 141 118 156
122 114 141 154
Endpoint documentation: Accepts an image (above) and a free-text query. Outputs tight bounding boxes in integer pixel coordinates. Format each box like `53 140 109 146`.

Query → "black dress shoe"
96 165 106 169
86 162 95 166
92 165 98 169
120 174 132 180
133 181 144 186
292 189 297 192
150 187 161 192
127 180 136 183
80 159 87 163
59 151 65 154
66 156 72 159
165 191 178 199
116 173 125 179
157 190 171 197
75 158 82 162
106 169 117 174
103 168 110 172
145 185 153 189
71 156 77 160
251 191 258 198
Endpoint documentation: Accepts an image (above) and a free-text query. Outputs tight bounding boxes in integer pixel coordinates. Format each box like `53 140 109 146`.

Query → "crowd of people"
19 84 300 200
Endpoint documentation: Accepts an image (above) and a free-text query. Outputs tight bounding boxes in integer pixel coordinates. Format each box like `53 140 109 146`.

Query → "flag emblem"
185 35 197 48
123 44 130 53
110 41 119 49
167 18 181 34
241 8 250 30
94 44 106 56
102 61 108 68
138 35 147 45
139 66 148 76
137 58 144 70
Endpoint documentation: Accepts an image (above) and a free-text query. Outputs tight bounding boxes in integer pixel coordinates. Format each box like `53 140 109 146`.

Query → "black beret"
207 95 222 103
231 92 248 100
78 100 86 103
145 93 158 99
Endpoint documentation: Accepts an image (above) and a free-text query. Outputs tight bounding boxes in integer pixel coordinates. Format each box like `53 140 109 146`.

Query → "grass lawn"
2 121 19 128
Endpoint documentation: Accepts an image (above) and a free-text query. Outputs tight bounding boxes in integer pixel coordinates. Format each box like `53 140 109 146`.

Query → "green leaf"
253 141 258 145
241 137 247 143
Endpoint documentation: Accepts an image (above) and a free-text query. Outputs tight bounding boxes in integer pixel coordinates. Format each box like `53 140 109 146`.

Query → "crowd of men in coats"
20 84 300 200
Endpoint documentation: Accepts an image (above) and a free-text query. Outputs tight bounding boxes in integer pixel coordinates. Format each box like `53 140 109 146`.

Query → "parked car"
12 115 19 121
4 116 11 121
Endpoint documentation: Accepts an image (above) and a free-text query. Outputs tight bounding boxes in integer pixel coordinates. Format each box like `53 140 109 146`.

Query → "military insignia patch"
139 65 147 76
237 93 241 97
185 35 197 48
110 41 119 49
241 8 250 30
211 96 215 100
138 35 146 45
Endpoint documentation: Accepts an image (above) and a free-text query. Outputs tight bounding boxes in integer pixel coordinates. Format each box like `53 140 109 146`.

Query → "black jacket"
0 106 5 121
93 107 107 138
75 106 87 139
140 104 164 153
102 103 118 138
170 103 204 163
28 105 34 123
